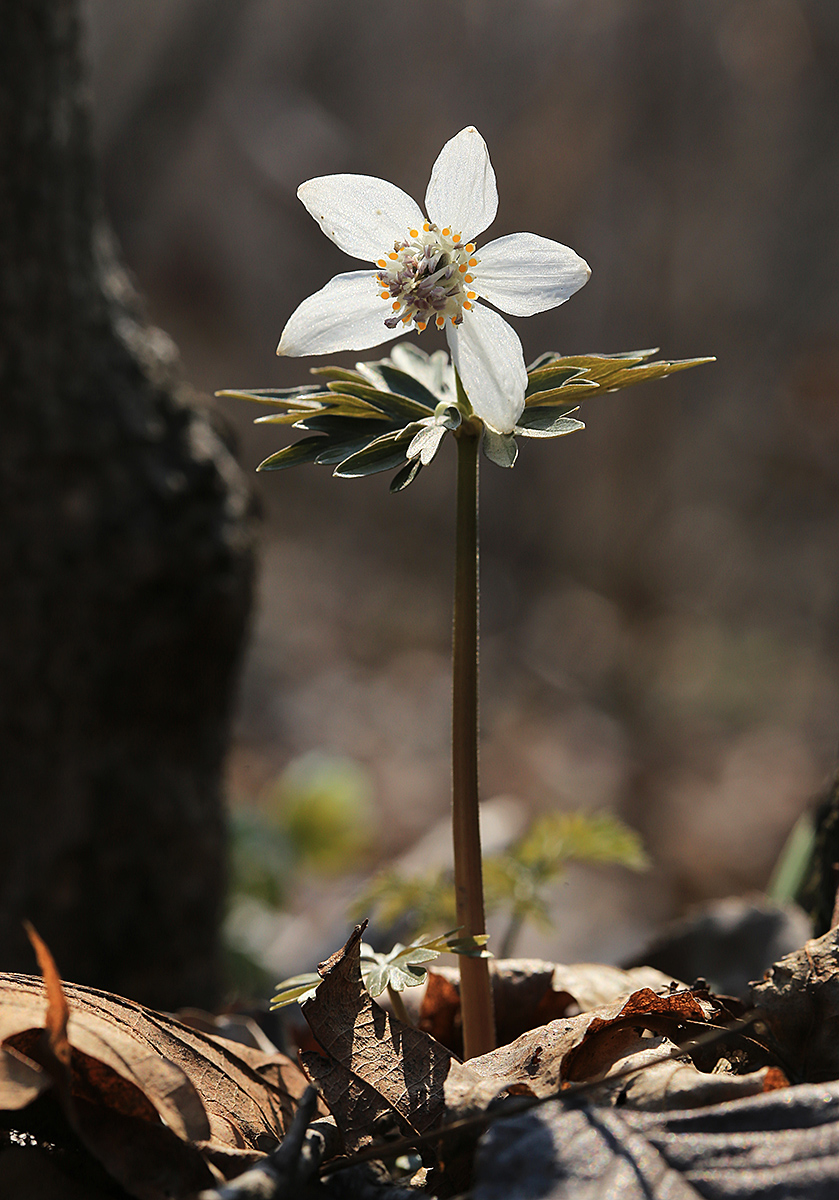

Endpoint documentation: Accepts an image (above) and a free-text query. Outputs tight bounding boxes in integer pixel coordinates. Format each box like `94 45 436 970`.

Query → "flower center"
374 222 479 333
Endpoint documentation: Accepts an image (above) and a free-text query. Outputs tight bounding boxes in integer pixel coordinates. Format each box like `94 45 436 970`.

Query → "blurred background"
82 0 839 985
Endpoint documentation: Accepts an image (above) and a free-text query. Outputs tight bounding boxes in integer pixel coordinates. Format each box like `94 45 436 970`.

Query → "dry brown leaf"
450 985 746 1110
299 924 463 1155
420 959 681 1056
0 949 318 1197
0 971 310 1152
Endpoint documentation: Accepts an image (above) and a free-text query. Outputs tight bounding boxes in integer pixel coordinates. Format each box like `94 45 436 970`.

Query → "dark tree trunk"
0 1 254 1008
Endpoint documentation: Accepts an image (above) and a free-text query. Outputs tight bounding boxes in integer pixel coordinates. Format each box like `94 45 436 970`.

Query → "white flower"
277 127 591 434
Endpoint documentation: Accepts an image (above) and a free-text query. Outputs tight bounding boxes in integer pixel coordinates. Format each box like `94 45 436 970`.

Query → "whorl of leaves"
220 348 713 491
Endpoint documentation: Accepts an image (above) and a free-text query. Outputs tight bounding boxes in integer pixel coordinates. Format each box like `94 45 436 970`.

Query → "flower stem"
452 413 495 1059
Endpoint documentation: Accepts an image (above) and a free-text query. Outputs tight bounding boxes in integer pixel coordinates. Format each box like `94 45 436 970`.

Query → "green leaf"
217 385 327 407
253 409 331 426
270 972 322 1009
522 380 600 407
482 428 518 468
327 381 433 423
390 459 423 493
524 365 589 397
359 930 485 995
334 426 421 478
515 408 586 438
370 364 438 411
256 436 327 472
295 413 395 437
309 366 368 385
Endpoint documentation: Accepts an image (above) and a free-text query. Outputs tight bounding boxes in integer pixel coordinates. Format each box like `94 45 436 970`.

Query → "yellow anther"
453 232 462 242
458 264 468 273
388 252 398 260
392 301 401 311
468 257 477 266
380 291 390 300
377 259 387 268
465 244 475 253
410 229 419 238
463 300 473 310
417 321 427 330
442 227 451 236
423 222 431 232
467 291 477 299
402 314 412 324
436 315 445 328
464 274 473 283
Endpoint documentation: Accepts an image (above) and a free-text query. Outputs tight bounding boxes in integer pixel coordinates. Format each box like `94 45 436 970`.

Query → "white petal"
298 175 425 262
447 304 527 434
424 127 498 242
277 271 404 357
475 233 591 316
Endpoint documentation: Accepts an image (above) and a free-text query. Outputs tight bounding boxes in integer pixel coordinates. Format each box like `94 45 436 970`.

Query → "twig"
198 1086 326 1200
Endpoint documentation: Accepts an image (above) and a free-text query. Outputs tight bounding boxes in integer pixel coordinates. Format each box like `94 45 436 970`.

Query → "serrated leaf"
482 428 518 468
270 973 323 1009
333 426 421 478
256 436 328 472
327 381 433 423
389 459 423 492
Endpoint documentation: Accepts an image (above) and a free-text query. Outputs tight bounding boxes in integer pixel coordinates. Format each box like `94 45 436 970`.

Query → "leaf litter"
6 923 839 1197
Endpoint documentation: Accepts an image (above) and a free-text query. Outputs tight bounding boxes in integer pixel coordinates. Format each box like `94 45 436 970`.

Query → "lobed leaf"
516 407 586 438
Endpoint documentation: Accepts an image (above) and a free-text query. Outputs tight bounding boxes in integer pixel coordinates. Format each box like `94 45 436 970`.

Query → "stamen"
409 229 419 238
381 291 390 299
377 259 387 268
442 227 451 236
466 291 477 299
463 300 472 310
417 321 427 330
423 222 431 232
453 232 462 242
464 274 473 283
388 252 398 260
392 301 401 311
468 258 477 266
458 264 468 273
436 315 445 328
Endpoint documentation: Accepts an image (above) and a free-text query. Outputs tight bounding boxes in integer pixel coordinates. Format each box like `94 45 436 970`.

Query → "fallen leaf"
450 985 764 1109
299 924 463 1155
420 959 681 1055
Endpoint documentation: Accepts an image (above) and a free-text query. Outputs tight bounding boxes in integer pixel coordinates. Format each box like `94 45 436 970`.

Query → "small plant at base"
271 930 490 1026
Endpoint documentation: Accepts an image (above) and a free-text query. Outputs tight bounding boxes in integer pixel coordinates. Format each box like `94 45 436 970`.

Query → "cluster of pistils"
374 221 479 333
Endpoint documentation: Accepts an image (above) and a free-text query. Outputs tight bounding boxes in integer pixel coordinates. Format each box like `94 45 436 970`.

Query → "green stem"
452 416 495 1059
387 983 413 1027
